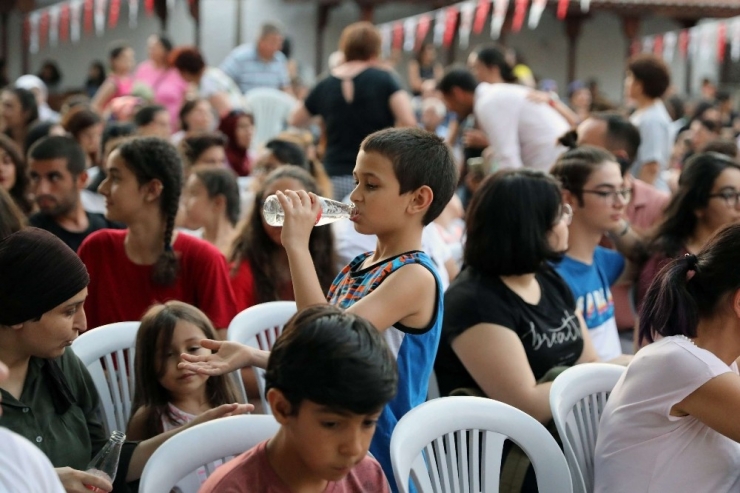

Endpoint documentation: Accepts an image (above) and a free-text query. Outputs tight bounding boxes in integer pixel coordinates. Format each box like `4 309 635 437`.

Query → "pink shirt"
626 178 670 236
199 440 390 493
595 337 740 492
133 60 188 129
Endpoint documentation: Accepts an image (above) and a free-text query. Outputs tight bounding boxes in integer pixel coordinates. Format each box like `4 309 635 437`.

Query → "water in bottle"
262 194 356 227
85 431 125 491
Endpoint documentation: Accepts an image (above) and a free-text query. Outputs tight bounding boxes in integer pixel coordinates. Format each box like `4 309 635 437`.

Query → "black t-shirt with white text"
29 212 124 252
434 265 584 396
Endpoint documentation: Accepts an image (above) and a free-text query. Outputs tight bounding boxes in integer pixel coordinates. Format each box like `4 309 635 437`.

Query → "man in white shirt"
438 68 570 172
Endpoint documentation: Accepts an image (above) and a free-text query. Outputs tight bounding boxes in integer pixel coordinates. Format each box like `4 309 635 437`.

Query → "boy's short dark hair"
28 136 87 177
265 139 308 167
181 132 227 166
360 128 457 225
437 68 478 95
627 54 670 99
465 169 564 277
265 305 398 415
133 104 167 127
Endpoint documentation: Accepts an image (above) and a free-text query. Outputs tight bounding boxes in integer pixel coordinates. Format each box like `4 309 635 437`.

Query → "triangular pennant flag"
630 39 641 56
512 0 529 33
128 0 139 27
39 10 49 50
528 0 547 29
473 0 490 35
70 0 83 42
557 0 569 20
392 21 403 51
663 31 677 62
380 24 391 58
28 12 40 54
433 9 447 46
580 0 590 12
642 36 654 54
731 18 740 62
59 3 70 41
49 6 60 47
678 29 689 59
415 14 431 51
717 22 727 62
443 6 459 47
167 0 176 13
95 0 107 36
491 0 509 39
403 17 416 52
653 34 663 58
83 0 94 34
459 2 476 49
145 0 155 16
109 0 121 28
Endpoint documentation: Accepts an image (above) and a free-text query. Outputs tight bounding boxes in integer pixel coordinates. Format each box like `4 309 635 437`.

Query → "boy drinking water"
199 305 397 492
182 128 458 490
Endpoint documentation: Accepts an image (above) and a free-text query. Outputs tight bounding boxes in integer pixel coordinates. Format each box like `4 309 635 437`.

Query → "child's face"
283 400 382 481
158 320 211 398
349 150 414 236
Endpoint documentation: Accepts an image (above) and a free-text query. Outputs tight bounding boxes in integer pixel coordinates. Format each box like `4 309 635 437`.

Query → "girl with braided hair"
78 137 238 334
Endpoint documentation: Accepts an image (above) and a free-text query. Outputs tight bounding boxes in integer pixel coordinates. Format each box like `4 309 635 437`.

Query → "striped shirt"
219 44 290 94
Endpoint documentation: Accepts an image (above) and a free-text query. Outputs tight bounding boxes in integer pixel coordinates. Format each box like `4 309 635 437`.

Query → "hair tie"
165 243 174 253
684 254 698 280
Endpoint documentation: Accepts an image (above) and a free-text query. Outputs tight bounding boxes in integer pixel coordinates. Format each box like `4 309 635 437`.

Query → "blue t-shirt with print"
554 246 625 360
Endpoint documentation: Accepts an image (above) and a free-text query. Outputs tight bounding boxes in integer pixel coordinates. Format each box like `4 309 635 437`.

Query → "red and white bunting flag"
473 0 490 35
145 0 155 16
128 0 139 27
512 0 529 33
109 0 120 28
39 9 49 50
653 34 663 58
678 29 689 59
459 1 476 48
70 0 83 42
580 0 590 12
433 8 446 46
642 36 654 54
415 14 431 51
59 3 70 41
392 21 403 51
491 0 509 39
663 31 677 62
380 24 391 58
28 12 40 53
717 21 727 62
557 0 569 20
403 17 416 52
48 5 60 47
731 18 740 62
444 6 459 47
697 25 710 59
95 0 107 36
83 0 94 34
528 0 547 29
630 39 641 56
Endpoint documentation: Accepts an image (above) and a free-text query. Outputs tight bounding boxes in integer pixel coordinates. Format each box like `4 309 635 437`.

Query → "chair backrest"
549 363 626 493
71 322 140 435
243 88 298 150
391 396 573 493
139 414 280 493
227 301 298 413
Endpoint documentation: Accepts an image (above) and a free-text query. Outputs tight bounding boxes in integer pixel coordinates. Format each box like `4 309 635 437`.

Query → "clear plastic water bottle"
262 194 356 227
85 431 125 491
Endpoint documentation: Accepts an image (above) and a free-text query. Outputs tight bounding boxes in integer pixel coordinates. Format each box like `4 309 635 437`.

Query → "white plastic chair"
550 363 626 493
391 396 573 493
227 301 298 413
243 88 298 150
139 414 280 493
71 321 140 435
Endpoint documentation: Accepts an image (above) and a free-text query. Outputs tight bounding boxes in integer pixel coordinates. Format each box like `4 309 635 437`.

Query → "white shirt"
0 427 65 493
474 82 570 172
630 100 672 192
594 336 740 493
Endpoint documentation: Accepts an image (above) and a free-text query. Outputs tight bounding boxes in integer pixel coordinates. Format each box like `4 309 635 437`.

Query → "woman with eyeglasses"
636 152 740 317
550 146 637 363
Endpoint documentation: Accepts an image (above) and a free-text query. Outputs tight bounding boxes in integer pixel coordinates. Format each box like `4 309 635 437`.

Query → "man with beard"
28 136 122 251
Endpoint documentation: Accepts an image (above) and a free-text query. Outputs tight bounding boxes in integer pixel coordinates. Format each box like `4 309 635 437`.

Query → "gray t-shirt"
630 100 672 192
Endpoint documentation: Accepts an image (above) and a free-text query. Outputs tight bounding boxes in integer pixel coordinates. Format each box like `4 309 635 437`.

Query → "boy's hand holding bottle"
274 190 323 251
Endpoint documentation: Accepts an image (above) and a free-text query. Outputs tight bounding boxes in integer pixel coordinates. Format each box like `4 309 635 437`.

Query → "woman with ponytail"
78 137 238 333
594 223 740 492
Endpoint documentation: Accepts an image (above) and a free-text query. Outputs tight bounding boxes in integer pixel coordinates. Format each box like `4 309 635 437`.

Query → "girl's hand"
189 403 254 428
276 190 321 251
55 467 112 493
178 339 252 376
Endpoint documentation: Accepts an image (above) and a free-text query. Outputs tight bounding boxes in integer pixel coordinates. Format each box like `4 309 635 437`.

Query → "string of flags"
636 18 740 63
24 0 193 53
377 0 593 56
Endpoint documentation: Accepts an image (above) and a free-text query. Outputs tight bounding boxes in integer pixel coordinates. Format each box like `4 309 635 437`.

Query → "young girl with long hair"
91 43 135 113
229 166 337 312
0 134 32 214
78 137 238 333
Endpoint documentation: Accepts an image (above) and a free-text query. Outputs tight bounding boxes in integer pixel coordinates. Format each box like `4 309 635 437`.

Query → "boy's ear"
267 388 293 424
407 185 434 218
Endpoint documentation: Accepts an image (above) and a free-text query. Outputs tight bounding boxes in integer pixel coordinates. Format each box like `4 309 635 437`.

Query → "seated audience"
91 43 135 113
199 305 395 493
595 224 740 492
0 228 249 493
133 104 171 139
2 87 39 153
218 110 255 177
181 166 240 256
61 108 104 169
24 120 66 154
15 74 60 123
0 134 32 214
78 137 238 333
171 98 214 145
180 132 228 170
28 136 123 252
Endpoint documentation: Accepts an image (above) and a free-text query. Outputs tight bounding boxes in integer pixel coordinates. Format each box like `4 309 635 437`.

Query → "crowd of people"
2 14 740 493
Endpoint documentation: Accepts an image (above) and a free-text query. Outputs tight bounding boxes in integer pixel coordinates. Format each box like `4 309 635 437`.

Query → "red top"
79 229 238 329
230 260 294 313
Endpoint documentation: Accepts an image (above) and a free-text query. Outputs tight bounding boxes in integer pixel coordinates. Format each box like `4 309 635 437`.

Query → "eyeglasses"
580 188 633 204
560 203 573 226
709 189 740 208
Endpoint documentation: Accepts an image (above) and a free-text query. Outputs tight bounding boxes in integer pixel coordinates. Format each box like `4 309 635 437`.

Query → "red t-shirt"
230 260 294 313
199 440 390 493
79 229 238 329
